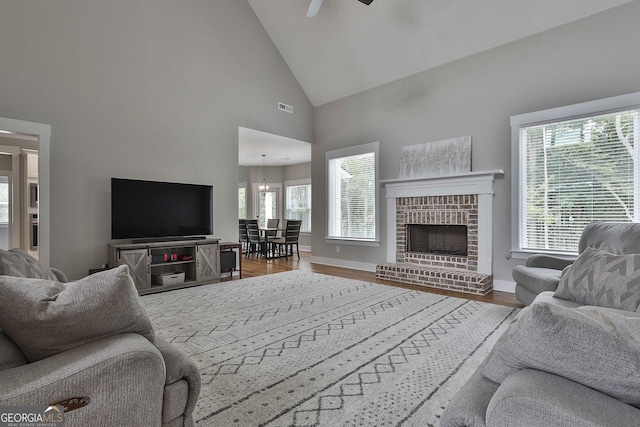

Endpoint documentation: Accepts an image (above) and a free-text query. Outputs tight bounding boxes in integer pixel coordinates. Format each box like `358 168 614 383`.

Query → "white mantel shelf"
380 169 504 186
381 169 504 199
382 169 504 275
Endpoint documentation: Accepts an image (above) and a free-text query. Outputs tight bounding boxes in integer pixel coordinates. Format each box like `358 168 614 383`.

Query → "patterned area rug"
141 271 518 426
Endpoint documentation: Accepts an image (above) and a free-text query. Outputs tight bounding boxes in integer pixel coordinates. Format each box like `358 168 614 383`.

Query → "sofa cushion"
487 369 640 427
512 266 562 294
531 291 582 309
480 302 640 407
0 265 155 362
555 247 640 312
0 329 28 371
578 221 640 255
0 248 58 280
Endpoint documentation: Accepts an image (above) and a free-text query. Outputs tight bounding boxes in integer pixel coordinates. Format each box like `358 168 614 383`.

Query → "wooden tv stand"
108 238 220 295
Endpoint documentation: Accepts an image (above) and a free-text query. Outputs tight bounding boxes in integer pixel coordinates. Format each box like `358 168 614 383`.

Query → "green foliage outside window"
522 111 638 252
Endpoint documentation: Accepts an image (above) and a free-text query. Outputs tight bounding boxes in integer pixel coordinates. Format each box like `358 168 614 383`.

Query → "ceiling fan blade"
307 0 324 17
358 0 374 4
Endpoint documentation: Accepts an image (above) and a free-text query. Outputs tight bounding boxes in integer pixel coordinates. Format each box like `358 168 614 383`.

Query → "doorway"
238 126 311 222
252 184 282 228
0 175 9 250
0 117 50 267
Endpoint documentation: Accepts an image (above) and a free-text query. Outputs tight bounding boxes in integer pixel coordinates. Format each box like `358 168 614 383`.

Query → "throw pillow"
480 302 640 406
0 265 155 362
555 247 640 312
0 248 58 280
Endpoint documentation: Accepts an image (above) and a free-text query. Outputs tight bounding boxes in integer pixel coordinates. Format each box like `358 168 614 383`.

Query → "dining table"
258 227 285 258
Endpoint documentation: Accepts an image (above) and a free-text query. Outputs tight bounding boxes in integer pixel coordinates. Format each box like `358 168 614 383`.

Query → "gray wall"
0 0 313 279
311 1 640 283
284 162 311 182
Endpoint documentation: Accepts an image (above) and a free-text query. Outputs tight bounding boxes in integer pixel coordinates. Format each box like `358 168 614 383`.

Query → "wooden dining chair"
264 218 280 257
238 219 249 254
245 220 264 257
265 218 279 238
273 219 302 259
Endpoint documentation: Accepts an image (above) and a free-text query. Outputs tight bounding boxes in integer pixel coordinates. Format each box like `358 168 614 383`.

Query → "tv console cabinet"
107 238 220 295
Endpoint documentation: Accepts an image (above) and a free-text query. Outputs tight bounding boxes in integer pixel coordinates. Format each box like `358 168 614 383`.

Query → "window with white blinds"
327 142 379 242
512 93 640 255
285 182 311 232
238 185 246 219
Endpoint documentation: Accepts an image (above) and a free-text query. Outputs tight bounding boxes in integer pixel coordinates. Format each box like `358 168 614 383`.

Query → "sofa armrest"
525 254 576 270
155 337 201 426
50 267 69 283
0 333 165 427
440 369 498 427
487 369 640 427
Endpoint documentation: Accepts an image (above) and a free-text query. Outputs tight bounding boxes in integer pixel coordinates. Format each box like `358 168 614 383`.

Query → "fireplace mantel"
381 170 504 199
382 169 503 276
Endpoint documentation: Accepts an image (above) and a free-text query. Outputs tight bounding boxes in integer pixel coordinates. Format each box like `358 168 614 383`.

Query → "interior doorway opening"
0 117 50 267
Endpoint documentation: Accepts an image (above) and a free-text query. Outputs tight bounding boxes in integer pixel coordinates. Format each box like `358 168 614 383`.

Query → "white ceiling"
238 127 312 167
248 0 634 107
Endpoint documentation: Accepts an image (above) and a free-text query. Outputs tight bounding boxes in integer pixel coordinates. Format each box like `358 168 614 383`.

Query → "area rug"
141 271 519 426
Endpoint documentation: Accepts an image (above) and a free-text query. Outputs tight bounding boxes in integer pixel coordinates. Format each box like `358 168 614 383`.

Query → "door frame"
252 183 283 227
0 117 50 267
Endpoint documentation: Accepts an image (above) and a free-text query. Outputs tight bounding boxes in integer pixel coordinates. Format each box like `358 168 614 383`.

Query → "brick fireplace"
376 171 503 295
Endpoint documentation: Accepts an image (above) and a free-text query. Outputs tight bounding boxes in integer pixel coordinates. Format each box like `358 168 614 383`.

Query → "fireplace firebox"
407 224 468 256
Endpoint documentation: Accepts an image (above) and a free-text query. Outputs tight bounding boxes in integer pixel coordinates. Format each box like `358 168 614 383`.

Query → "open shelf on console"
107 238 221 295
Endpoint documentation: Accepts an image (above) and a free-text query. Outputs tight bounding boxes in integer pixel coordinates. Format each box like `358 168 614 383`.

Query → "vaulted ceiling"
248 0 634 107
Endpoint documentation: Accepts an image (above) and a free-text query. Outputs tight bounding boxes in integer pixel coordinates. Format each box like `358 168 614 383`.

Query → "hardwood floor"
224 251 523 308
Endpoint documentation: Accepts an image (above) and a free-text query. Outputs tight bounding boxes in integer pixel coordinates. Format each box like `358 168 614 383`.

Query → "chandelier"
259 154 269 196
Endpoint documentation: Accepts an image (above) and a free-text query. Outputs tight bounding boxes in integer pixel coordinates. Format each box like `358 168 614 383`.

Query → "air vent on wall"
278 102 293 114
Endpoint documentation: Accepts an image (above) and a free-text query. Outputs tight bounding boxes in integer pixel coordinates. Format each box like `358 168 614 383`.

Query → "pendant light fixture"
259 154 269 196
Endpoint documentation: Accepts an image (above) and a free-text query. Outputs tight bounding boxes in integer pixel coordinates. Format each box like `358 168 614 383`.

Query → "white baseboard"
299 245 311 252
310 256 377 272
493 279 516 293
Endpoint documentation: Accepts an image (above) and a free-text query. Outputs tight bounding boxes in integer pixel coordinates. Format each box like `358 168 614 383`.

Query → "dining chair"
265 218 280 257
238 219 249 254
245 220 264 257
265 218 279 238
273 219 302 259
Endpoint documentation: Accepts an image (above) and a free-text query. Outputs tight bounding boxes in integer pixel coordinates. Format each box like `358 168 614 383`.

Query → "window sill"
325 238 380 247
510 249 578 260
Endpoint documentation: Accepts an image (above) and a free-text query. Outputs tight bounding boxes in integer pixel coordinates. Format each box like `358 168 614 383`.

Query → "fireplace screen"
407 224 468 256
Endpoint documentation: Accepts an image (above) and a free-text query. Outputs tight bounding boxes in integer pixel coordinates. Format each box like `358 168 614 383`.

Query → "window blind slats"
521 109 638 252
286 184 312 232
328 152 376 239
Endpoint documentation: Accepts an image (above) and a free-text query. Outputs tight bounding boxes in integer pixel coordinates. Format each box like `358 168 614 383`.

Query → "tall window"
286 180 311 232
252 183 282 229
238 185 246 219
327 142 379 242
259 189 278 228
0 176 8 225
512 92 640 255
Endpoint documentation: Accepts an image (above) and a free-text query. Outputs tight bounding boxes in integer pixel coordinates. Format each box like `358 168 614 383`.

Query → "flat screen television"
111 178 213 241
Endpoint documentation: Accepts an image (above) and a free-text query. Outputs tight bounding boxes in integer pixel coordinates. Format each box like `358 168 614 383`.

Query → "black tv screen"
111 178 213 240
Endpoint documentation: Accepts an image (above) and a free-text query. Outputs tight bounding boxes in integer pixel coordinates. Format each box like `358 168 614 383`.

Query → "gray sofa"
0 249 200 426
442 228 640 427
513 222 640 305
441 291 640 427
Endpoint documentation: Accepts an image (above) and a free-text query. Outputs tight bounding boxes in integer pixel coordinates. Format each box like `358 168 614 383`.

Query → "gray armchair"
0 248 200 426
513 222 640 305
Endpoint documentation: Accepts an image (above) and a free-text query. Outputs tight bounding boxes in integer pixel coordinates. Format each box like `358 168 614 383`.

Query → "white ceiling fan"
306 0 373 18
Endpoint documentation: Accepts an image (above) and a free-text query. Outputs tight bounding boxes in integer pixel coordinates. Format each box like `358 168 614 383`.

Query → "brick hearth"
376 264 492 295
